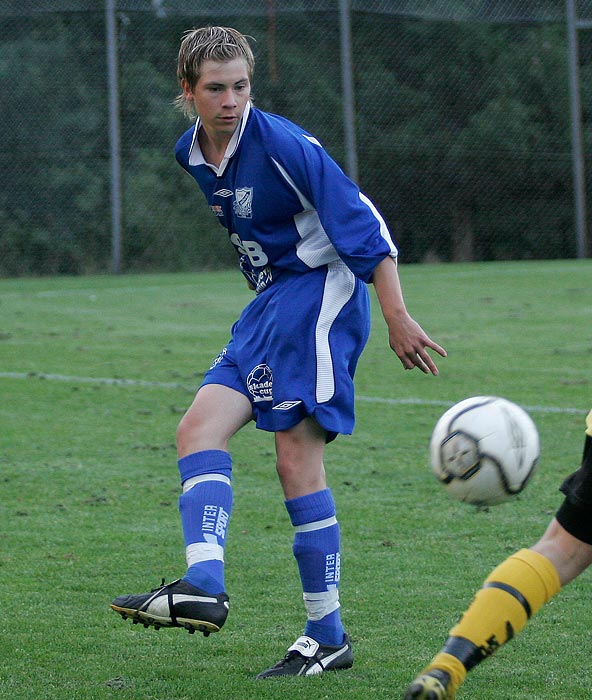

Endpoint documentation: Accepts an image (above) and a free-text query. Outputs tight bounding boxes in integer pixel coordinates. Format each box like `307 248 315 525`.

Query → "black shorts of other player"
556 431 592 544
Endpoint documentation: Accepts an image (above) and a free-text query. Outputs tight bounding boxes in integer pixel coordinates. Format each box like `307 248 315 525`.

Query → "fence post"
106 0 122 273
339 0 358 183
566 0 589 258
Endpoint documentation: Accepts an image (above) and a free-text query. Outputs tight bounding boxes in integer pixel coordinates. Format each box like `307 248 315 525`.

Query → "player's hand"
388 315 447 375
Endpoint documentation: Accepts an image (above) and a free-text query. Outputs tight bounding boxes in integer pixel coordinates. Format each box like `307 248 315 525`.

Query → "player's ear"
181 79 193 100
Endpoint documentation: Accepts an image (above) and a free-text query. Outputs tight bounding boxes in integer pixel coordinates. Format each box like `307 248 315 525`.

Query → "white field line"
0 371 191 390
0 371 587 416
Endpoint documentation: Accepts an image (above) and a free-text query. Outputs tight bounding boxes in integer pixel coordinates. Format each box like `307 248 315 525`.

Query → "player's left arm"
273 137 395 279
372 256 447 375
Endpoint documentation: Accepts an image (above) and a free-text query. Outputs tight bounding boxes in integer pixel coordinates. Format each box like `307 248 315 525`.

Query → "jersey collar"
188 101 251 175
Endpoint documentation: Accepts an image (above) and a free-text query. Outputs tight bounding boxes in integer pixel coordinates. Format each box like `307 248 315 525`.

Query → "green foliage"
356 18 579 262
0 260 591 699
0 8 590 275
0 16 112 274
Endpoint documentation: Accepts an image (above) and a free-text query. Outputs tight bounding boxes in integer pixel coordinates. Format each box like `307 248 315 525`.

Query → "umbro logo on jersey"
214 188 233 197
273 400 303 411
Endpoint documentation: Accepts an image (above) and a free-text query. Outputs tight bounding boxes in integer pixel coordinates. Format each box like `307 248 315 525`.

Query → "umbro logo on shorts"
273 400 303 411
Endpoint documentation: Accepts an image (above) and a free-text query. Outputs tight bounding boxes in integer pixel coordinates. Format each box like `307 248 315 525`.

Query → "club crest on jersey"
246 364 272 402
233 187 253 219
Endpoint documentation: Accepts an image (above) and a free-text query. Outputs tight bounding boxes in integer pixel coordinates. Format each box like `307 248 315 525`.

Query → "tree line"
0 9 589 276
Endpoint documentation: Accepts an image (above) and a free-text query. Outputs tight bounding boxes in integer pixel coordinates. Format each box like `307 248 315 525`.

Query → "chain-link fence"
1 1 591 276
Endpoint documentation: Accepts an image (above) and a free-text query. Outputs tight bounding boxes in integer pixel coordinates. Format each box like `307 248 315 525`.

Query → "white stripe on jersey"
359 191 398 256
271 157 397 266
315 261 356 403
271 157 338 268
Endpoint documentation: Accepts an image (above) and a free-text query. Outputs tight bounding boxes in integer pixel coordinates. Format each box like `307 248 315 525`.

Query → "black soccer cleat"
403 669 455 700
110 578 229 636
256 634 354 678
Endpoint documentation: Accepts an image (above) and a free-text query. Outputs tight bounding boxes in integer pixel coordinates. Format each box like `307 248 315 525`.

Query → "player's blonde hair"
175 26 255 118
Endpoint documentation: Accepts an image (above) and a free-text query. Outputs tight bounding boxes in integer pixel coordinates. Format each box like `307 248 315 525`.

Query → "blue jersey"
175 104 398 438
175 102 397 293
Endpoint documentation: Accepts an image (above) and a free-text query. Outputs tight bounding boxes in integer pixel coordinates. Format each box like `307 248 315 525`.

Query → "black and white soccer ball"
430 396 539 506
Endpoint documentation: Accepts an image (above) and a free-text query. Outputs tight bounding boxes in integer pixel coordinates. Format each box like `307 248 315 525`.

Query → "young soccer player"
403 408 592 699
110 26 446 678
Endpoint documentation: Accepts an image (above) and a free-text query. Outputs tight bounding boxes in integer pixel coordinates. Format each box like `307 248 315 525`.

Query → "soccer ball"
430 396 539 506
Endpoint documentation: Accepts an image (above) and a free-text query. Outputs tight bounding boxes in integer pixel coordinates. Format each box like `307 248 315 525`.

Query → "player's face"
183 58 251 141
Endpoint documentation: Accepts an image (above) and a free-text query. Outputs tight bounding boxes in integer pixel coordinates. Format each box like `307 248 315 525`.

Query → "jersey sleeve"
174 126 195 173
270 132 397 282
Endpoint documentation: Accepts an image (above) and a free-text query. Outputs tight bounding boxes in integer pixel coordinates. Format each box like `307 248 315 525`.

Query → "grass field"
0 259 590 700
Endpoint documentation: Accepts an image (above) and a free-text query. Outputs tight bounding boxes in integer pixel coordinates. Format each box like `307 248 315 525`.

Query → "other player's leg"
403 548 561 699
403 410 592 699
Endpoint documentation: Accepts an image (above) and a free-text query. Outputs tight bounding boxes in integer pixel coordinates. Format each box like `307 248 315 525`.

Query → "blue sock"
285 489 345 646
178 450 232 594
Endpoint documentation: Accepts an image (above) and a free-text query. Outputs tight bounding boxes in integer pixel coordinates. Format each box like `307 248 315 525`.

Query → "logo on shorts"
246 364 273 402
209 347 227 370
233 187 253 219
273 400 303 411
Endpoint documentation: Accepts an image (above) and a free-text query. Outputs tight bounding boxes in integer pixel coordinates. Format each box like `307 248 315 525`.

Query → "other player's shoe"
403 669 455 700
256 634 354 678
110 578 229 637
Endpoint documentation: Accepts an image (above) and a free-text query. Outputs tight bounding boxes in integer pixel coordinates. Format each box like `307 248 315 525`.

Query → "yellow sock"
425 549 561 690
424 652 467 695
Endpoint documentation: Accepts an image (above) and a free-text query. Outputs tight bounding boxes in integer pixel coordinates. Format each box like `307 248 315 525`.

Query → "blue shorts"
200 261 371 440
